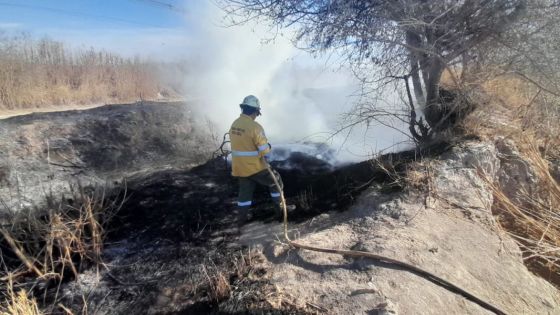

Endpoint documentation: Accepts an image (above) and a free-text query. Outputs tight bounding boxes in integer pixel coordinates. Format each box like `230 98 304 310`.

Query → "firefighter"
229 95 284 225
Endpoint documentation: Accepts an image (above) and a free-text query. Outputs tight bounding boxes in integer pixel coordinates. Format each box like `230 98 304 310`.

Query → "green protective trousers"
237 168 283 207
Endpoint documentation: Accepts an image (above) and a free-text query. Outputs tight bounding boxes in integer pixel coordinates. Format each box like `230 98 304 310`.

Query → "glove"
263 143 272 162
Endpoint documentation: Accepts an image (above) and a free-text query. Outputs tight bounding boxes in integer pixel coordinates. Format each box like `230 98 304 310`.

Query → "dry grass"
482 142 560 283
0 276 42 315
296 187 315 211
143 249 269 314
206 270 231 302
372 157 403 188
460 71 560 285
405 161 433 191
0 34 181 110
485 146 560 286
462 74 560 152
372 155 433 193
201 263 232 303
215 249 319 314
196 249 267 305
482 77 534 108
231 248 265 280
0 185 125 312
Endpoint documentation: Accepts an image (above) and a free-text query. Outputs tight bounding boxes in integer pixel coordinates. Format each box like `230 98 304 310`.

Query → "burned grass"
1 143 453 313
0 185 125 314
270 141 452 220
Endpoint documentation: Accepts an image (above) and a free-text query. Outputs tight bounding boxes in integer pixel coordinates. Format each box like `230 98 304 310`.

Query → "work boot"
236 206 251 227
274 199 296 211
272 197 295 210
285 203 297 211
273 202 296 222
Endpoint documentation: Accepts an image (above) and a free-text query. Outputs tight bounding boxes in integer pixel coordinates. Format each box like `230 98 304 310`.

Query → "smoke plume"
182 2 409 162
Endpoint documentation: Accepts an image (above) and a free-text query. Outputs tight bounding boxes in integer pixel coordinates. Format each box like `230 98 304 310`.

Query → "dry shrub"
405 161 433 191
207 271 231 302
0 185 125 309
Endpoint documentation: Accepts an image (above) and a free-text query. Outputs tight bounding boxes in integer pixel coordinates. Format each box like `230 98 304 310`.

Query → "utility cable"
131 0 187 14
0 2 163 28
265 164 508 315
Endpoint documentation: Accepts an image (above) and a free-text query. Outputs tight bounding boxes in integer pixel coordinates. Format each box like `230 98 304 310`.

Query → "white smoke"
182 2 410 162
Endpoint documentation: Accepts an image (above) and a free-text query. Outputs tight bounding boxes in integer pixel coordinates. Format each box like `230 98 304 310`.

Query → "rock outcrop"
239 141 559 314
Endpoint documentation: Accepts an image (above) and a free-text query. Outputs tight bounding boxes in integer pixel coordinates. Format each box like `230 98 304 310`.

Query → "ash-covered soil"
0 101 214 213
1 101 408 314
0 101 453 314
3 104 558 315
51 140 560 315
51 149 405 314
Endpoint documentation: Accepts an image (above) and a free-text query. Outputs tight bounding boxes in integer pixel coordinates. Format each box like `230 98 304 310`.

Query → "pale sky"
0 0 191 59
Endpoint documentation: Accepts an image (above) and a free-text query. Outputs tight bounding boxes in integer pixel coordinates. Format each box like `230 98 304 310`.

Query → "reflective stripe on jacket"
229 114 271 177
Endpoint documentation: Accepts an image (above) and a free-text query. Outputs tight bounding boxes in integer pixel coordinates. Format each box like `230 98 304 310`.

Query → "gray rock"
495 137 538 205
434 141 499 214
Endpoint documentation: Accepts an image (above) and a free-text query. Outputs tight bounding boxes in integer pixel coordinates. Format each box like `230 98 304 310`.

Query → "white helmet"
240 95 261 109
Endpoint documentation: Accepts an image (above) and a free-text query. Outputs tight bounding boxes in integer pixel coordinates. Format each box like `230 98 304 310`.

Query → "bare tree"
220 0 527 142
473 0 560 96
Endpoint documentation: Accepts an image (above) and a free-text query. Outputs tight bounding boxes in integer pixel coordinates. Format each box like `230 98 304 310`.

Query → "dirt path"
0 99 185 119
0 103 109 119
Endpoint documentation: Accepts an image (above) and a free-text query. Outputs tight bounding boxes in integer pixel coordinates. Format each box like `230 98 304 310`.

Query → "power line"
0 2 164 28
132 0 187 14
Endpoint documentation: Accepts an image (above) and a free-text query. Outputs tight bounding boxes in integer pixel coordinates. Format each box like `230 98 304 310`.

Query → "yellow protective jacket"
229 114 271 177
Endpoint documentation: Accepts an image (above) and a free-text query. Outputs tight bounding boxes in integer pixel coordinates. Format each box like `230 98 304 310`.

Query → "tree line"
0 32 183 110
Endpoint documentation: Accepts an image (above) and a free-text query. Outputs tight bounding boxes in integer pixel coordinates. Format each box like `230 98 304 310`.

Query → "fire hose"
217 133 505 314
264 164 507 315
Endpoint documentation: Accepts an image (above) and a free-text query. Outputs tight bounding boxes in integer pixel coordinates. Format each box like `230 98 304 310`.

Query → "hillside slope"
239 141 559 314
0 101 213 213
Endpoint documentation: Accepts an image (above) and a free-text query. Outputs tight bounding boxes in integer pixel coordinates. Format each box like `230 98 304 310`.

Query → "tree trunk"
410 59 425 106
405 31 426 106
423 57 445 130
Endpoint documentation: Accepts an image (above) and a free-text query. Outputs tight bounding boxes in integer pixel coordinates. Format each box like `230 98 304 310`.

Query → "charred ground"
61 142 451 314
109 141 453 244
0 98 456 314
